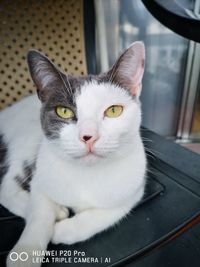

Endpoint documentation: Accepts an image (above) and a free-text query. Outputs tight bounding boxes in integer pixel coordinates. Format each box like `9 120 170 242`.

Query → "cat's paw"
7 244 42 267
52 219 78 245
56 205 69 221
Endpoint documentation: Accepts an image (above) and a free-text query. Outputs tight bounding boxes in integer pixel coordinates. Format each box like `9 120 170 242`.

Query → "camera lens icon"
9 252 29 262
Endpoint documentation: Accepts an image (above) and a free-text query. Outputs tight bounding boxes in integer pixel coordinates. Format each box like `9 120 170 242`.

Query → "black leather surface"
126 221 200 267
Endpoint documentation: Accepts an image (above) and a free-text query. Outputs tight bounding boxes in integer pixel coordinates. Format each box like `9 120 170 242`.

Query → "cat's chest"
39 165 128 209
34 153 144 210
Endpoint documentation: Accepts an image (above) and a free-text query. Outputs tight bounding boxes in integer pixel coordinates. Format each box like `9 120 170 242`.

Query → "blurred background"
95 0 200 153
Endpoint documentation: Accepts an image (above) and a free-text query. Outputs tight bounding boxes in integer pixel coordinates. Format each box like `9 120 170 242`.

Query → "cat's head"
27 42 145 164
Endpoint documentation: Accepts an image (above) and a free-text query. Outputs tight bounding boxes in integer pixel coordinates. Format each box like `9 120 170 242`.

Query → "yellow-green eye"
55 106 74 119
104 105 123 118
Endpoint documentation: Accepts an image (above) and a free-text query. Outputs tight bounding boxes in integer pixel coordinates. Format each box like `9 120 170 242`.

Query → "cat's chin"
75 152 104 165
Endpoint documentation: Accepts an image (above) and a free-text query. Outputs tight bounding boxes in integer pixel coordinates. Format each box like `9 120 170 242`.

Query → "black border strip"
83 0 97 74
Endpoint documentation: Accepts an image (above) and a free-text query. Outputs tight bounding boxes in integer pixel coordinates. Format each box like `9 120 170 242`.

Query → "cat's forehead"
76 81 132 111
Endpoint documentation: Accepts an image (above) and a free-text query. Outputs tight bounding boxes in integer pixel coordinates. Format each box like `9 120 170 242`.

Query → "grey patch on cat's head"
27 50 84 139
39 75 95 139
0 134 9 185
27 50 99 139
15 161 36 192
27 49 75 102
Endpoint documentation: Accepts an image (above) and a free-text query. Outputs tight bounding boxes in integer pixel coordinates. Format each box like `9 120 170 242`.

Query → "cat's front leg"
52 202 133 245
6 192 61 267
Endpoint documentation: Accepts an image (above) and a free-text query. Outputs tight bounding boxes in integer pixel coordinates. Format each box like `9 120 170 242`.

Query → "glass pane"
100 0 192 137
191 86 200 139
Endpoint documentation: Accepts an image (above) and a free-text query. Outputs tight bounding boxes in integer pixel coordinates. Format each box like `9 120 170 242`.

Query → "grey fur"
0 134 9 185
39 75 87 139
15 161 36 192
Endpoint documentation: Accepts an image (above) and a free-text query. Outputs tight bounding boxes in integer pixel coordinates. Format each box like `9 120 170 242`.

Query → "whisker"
109 62 118 83
58 70 73 97
141 137 153 143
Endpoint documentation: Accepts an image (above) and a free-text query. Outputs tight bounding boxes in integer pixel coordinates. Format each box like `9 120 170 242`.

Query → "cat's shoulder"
0 94 41 138
0 94 40 117
0 94 40 121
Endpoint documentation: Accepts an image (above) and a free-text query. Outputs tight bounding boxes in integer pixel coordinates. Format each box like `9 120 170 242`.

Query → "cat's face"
27 42 145 164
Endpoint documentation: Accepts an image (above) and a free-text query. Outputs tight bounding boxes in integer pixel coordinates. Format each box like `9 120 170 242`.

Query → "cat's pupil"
112 107 115 113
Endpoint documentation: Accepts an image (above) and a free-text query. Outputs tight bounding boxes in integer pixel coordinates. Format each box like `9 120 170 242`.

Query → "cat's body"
0 95 41 217
0 42 146 267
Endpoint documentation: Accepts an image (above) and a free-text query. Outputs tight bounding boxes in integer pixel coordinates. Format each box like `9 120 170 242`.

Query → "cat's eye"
104 105 123 118
55 106 74 119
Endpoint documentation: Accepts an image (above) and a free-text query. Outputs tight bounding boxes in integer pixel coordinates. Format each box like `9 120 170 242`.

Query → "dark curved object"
83 0 97 74
142 0 200 42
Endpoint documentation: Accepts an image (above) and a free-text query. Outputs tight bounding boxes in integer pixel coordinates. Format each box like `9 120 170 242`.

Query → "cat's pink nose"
82 135 93 142
80 135 99 152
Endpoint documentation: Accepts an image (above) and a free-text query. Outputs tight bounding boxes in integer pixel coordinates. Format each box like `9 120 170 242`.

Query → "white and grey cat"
0 42 146 267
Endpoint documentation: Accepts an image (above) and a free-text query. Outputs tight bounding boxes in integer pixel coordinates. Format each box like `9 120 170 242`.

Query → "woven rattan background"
0 0 87 109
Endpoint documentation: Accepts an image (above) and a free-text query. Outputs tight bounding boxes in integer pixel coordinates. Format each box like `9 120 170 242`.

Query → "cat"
0 41 146 267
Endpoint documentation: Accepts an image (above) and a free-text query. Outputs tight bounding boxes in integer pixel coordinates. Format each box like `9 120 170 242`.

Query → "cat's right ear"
27 50 63 102
106 42 145 98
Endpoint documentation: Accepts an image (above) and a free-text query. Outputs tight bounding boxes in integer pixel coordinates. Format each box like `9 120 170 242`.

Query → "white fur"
1 82 146 267
0 95 41 217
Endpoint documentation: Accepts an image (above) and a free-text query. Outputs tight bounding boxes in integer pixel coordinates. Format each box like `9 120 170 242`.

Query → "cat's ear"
108 42 145 97
27 50 64 102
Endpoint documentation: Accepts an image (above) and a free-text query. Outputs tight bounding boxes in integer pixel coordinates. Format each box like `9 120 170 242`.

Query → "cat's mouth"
83 152 104 163
74 151 104 162
86 151 103 157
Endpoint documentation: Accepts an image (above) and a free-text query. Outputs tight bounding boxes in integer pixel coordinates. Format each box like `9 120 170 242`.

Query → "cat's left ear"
27 50 65 102
108 41 145 97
